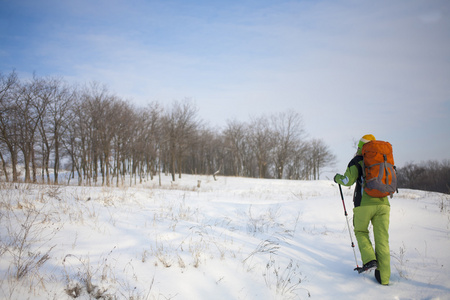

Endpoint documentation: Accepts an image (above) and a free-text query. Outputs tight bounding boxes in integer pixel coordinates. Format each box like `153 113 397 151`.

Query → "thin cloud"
1 0 449 167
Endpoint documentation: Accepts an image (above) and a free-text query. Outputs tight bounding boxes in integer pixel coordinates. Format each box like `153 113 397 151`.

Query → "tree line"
396 160 450 194
0 70 336 186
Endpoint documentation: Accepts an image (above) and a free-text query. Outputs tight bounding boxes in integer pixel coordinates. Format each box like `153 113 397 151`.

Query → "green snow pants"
353 205 390 285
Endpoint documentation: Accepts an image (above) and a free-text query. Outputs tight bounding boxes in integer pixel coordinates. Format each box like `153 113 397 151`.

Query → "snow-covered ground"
1 174 449 299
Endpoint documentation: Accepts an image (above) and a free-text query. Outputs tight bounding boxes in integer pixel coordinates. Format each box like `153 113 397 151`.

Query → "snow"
1 175 449 299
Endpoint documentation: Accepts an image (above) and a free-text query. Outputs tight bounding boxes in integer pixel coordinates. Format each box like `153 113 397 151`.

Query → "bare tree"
271 111 305 179
188 125 223 176
110 100 136 186
36 78 56 183
1 71 343 185
0 71 20 181
397 160 450 194
248 115 275 179
164 99 199 181
14 75 49 183
78 83 127 186
49 81 76 184
223 119 248 176
145 102 163 181
36 77 76 184
309 138 336 180
63 92 90 185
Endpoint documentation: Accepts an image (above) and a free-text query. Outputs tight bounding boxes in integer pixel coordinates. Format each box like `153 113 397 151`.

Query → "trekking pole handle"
338 184 348 216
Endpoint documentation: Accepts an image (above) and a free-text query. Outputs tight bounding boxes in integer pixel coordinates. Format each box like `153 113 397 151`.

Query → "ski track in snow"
0 175 449 299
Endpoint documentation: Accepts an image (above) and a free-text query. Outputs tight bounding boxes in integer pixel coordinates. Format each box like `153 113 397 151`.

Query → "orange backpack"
361 140 397 198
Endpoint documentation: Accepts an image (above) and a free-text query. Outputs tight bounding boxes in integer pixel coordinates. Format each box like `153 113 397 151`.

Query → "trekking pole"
338 184 361 271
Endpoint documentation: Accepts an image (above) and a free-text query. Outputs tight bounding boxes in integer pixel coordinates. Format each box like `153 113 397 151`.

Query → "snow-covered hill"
1 175 449 299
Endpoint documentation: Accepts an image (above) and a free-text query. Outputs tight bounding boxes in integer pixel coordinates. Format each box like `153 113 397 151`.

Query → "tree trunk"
32 145 37 183
54 132 60 184
0 151 9 182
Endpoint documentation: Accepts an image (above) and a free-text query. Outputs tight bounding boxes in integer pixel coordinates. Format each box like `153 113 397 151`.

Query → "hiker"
334 134 391 285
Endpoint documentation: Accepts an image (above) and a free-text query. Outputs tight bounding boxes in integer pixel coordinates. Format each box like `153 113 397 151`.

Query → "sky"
1 0 449 176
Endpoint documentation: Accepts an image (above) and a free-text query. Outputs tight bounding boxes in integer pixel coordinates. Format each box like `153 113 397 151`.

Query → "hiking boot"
362 260 377 273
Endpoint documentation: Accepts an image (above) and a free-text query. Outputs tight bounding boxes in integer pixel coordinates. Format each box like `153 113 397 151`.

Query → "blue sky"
1 0 449 175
